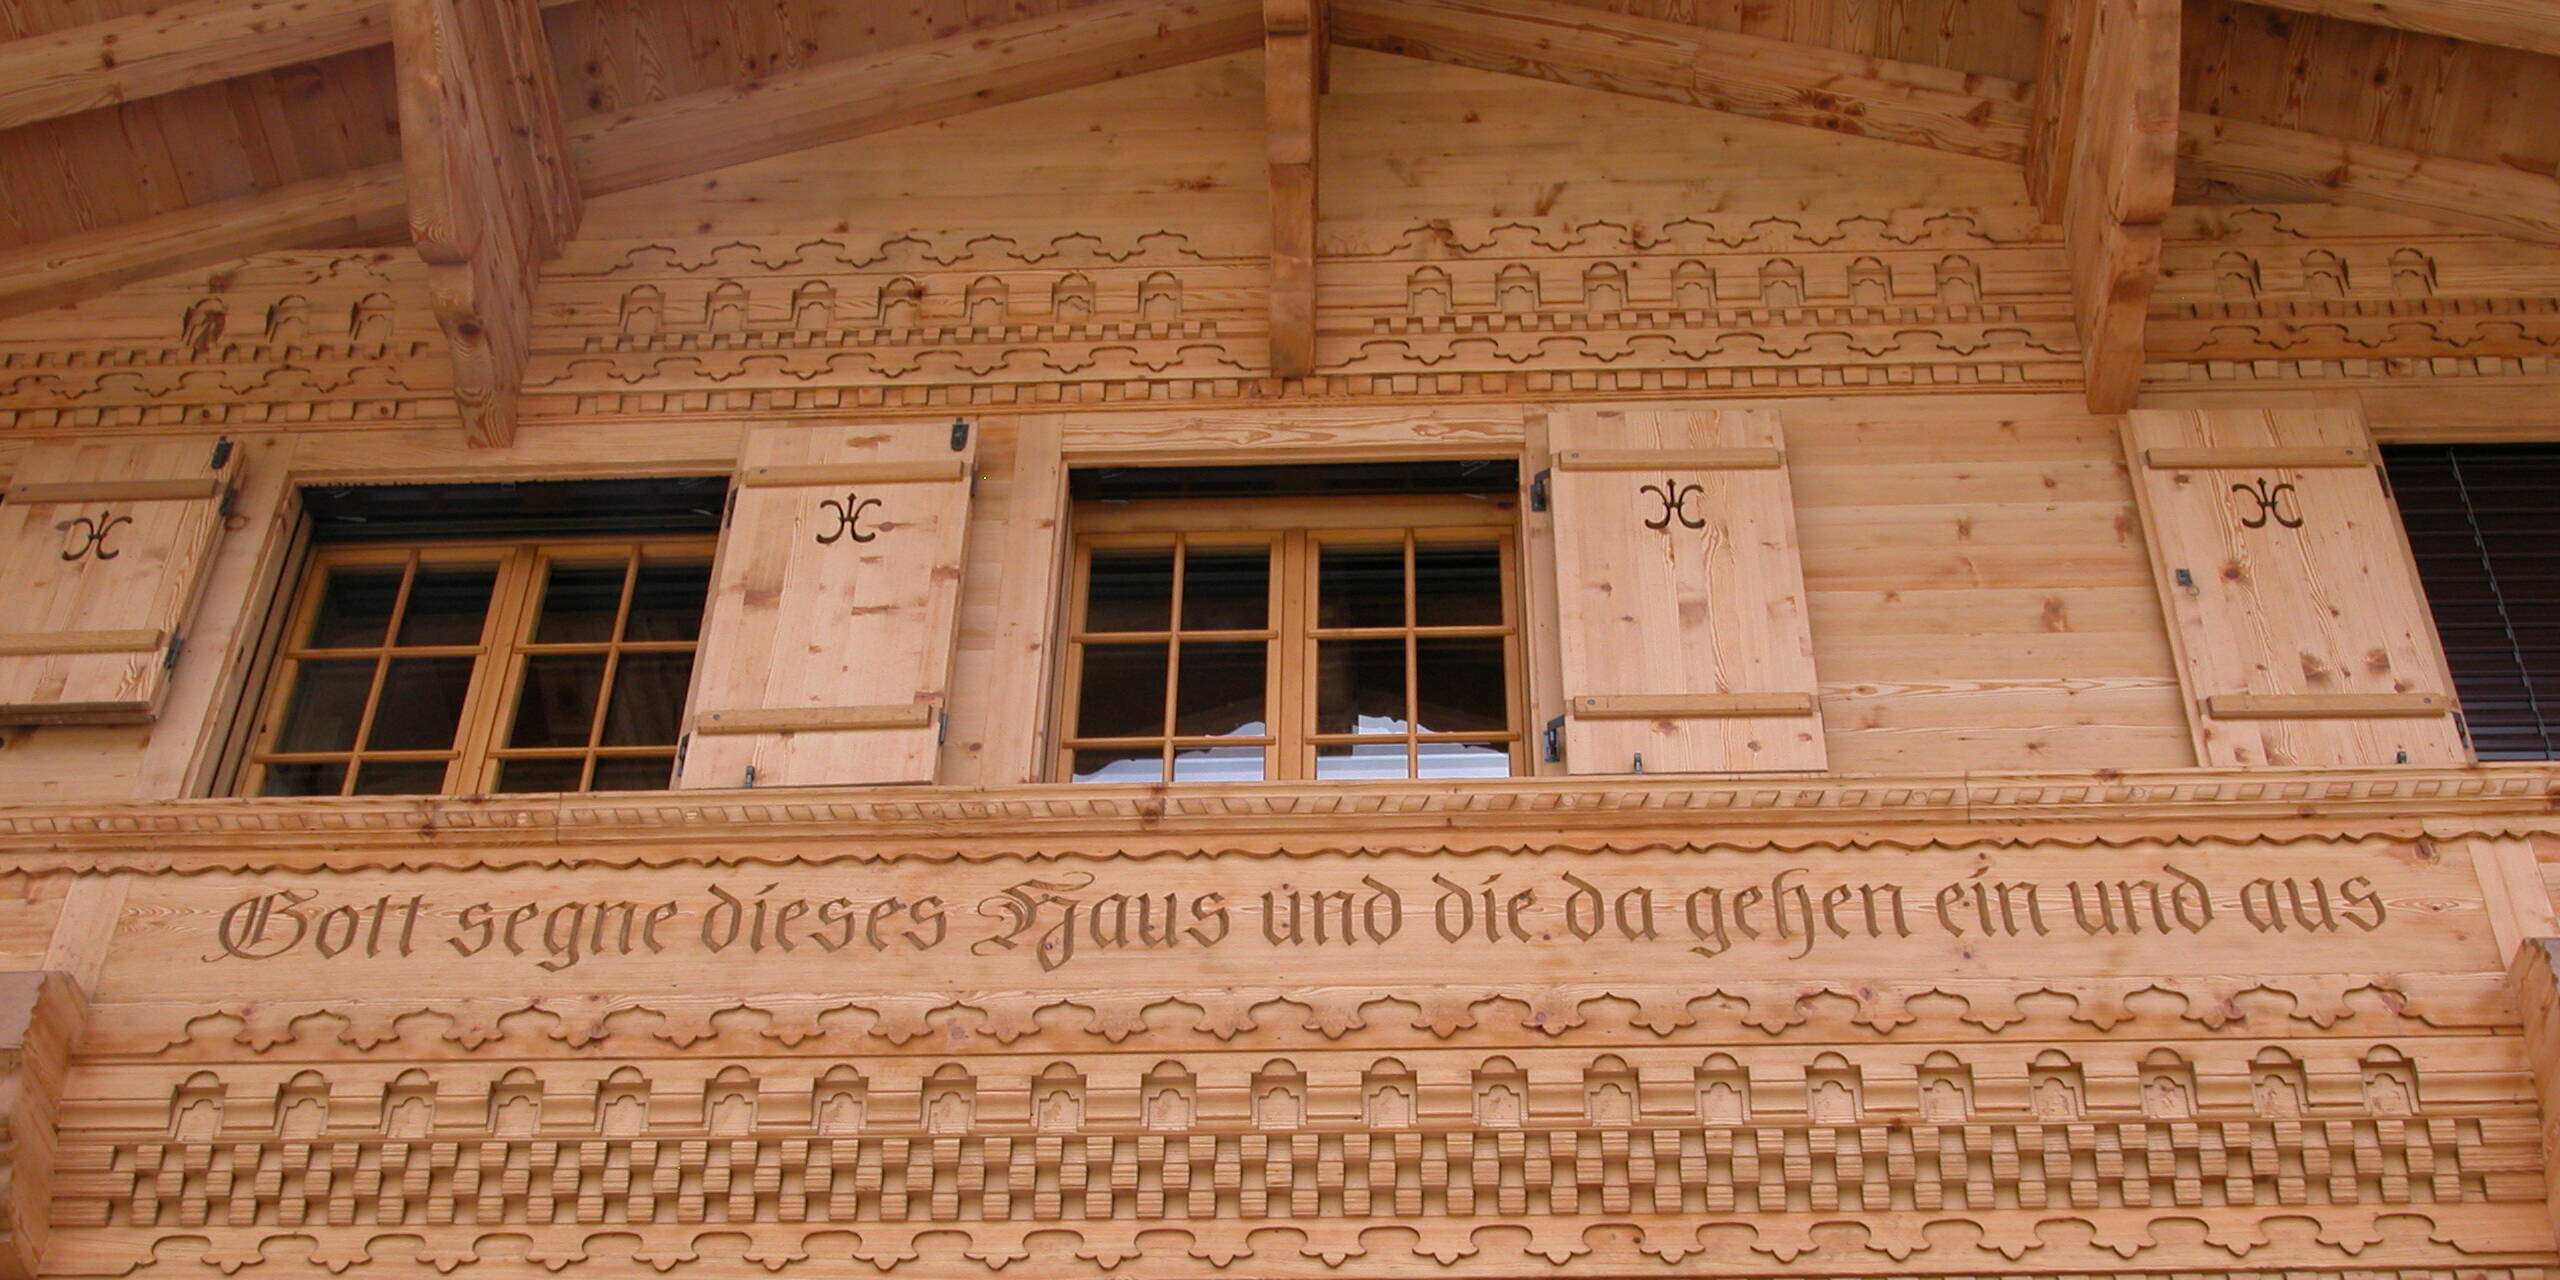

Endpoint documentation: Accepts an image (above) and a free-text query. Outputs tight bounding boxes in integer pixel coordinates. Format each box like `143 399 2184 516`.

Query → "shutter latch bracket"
1541 714 1564 764
1529 468 1552 513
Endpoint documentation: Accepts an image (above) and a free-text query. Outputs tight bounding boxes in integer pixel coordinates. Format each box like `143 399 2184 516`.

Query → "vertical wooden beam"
0 973 85 1280
2033 0 2179 413
2511 938 2560 1236
394 0 580 447
1265 0 1324 380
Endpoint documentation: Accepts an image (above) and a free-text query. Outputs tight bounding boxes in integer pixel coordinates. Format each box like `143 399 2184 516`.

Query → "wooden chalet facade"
2 1 2560 1280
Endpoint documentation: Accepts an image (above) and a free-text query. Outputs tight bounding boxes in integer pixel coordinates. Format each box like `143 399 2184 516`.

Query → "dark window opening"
2384 444 2560 760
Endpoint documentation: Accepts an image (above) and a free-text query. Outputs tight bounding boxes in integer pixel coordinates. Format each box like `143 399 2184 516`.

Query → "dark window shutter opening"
2384 445 2560 760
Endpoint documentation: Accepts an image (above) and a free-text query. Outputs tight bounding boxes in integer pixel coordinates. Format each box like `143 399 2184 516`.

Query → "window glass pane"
352 760 450 795
601 653 693 746
260 761 347 797
272 659 376 752
1174 641 1267 738
590 756 677 791
1316 742 1409 780
1172 744 1264 782
1414 543 1504 627
366 657 476 750
1316 638 1408 735
1318 543 1405 629
533 559 628 643
1074 643 1169 739
394 565 497 647
1415 637 1509 735
494 757 586 793
627 558 712 642
510 655 607 747
1085 548 1175 633
1181 546 1270 631
305 567 403 649
1417 739 1511 778
1072 748 1164 784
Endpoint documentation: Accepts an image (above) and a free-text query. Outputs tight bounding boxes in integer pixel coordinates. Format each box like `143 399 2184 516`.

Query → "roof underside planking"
0 0 2554 434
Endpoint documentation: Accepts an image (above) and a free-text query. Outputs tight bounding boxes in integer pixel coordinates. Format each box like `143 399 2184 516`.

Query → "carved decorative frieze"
2148 206 2560 387
43 1045 2549 1277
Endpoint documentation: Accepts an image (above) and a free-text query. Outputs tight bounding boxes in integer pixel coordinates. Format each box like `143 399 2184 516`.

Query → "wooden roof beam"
0 0 580 133
1265 0 1323 379
1332 0 2035 163
395 0 580 447
0 166 407 320
2183 113 2560 246
0 0 1260 323
2030 0 2180 412
2243 0 2560 59
567 0 1263 194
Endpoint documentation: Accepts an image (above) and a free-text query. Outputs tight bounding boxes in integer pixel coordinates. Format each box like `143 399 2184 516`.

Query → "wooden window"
1057 497 1523 782
244 538 714 796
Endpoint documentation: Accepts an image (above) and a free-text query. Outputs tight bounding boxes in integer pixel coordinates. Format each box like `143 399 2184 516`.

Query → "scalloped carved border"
93 972 2511 1059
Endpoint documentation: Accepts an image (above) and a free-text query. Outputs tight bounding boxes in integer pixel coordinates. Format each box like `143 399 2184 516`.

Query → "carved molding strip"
0 766 2548 867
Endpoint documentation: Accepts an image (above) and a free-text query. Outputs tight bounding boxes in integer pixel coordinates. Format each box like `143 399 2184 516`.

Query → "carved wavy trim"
42 1203 2551 1277
92 972 2513 1058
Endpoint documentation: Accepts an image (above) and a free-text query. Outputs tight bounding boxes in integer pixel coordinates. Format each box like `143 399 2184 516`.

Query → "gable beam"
1265 0 1323 379
2244 0 2560 58
2042 0 2181 412
2183 112 2560 246
395 0 580 447
1333 0 2035 163
0 0 580 133
0 0 1261 324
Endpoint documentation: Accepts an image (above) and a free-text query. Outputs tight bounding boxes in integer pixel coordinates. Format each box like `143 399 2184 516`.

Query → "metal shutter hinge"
1541 714 1564 763
164 634 184 669
209 437 234 470
950 418 971 452
1529 469 1551 513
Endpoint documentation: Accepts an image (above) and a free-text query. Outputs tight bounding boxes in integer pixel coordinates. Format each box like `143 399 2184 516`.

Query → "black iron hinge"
209 437 234 471
164 634 184 669
950 418 971 452
1529 468 1552 513
743 763 758 789
1541 714 1565 764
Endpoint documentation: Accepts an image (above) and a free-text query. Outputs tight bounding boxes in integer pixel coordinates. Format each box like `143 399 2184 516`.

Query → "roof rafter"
2244 0 2560 58
0 0 579 132
0 0 1262 322
1265 0 1323 379
395 0 580 447
1332 0 2035 163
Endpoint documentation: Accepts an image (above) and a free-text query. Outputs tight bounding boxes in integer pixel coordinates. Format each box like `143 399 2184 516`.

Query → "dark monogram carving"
2231 477 2305 530
1638 477 1707 531
55 510 131 562
815 493 883 545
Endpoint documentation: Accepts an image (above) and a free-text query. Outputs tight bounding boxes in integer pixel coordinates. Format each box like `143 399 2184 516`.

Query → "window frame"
240 533 717 797
1053 493 1528 783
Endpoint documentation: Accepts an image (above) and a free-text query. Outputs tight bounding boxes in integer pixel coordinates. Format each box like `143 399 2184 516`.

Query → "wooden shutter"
1543 404 1825 774
680 422 978 788
0 437 243 725
2125 405 2464 767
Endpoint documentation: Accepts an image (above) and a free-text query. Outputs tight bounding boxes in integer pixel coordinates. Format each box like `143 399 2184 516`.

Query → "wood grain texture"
2124 405 2468 768
2181 111 2560 246
1263 0 1320 378
679 422 979 790
1547 403 1827 774
1333 0 2036 162
0 438 239 726
394 0 579 445
2246 0 2560 58
0 0 579 130
2056 0 2179 412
